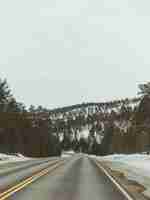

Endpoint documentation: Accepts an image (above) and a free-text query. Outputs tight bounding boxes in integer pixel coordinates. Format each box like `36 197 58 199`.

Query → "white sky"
0 0 150 108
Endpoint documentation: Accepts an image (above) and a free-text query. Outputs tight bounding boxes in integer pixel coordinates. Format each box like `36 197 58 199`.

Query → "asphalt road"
2 155 129 200
0 157 64 192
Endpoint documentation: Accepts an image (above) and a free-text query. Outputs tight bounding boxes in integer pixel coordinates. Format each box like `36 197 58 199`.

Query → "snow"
61 151 75 158
0 153 31 164
100 154 149 162
94 154 150 198
80 126 90 139
114 120 131 133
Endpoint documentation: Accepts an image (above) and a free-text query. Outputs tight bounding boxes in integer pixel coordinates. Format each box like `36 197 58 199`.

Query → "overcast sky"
0 0 150 108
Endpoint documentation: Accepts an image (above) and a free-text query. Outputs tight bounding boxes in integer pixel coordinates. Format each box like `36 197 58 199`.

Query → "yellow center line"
0 161 65 200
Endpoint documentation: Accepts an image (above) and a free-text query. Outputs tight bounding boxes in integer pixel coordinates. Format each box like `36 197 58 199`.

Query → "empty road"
0 155 132 200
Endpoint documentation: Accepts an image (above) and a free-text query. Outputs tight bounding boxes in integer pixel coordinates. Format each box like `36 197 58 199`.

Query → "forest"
0 78 150 157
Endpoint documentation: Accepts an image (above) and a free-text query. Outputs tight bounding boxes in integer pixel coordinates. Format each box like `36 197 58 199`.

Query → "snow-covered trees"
1 77 150 157
138 82 150 97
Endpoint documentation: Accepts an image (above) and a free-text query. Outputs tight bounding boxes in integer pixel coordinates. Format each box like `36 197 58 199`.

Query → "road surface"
0 155 130 200
0 157 64 192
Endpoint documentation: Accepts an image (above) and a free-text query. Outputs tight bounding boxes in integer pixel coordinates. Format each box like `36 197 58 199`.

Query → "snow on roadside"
94 154 150 198
61 151 75 158
0 153 31 164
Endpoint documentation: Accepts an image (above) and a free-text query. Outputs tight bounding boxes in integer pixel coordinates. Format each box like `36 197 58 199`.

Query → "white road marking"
93 160 134 200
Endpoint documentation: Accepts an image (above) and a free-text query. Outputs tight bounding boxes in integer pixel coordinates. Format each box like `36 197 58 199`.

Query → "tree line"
0 78 61 157
0 78 150 157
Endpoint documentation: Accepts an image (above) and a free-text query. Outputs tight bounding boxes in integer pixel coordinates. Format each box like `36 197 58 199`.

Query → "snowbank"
61 151 75 158
95 154 150 198
101 153 149 162
0 153 31 164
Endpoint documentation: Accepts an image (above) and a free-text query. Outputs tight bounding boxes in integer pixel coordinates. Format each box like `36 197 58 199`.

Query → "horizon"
1 0 150 109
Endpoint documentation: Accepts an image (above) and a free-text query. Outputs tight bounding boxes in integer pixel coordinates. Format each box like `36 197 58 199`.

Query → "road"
0 155 131 200
0 157 65 192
